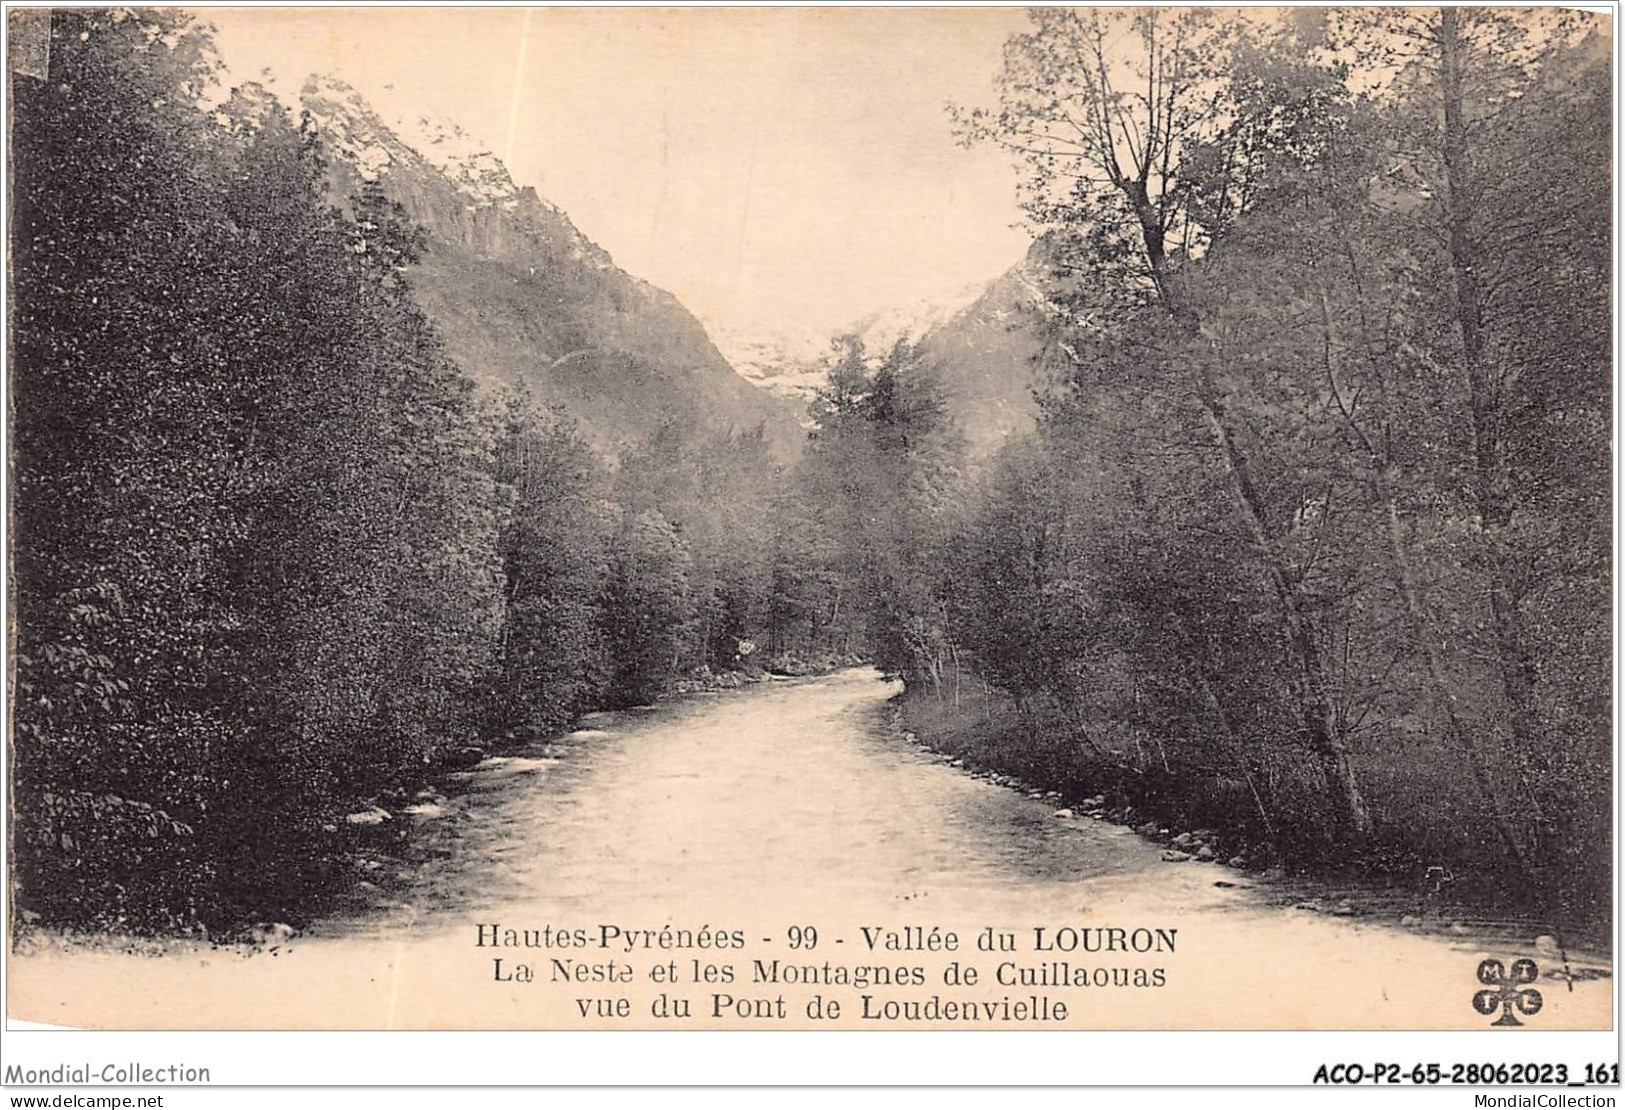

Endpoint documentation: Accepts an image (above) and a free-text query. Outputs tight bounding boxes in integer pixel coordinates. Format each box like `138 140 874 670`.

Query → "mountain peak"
298 76 524 215
390 114 523 211
298 74 405 181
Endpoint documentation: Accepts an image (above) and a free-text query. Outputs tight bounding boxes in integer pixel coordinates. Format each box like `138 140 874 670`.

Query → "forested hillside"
789 8 1612 925
9 10 823 933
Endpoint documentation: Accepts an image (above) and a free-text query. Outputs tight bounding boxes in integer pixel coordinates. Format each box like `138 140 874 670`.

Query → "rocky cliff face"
297 77 802 458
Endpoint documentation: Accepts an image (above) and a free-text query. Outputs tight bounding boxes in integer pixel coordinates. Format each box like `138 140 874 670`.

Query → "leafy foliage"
823 8 1611 924
9 10 799 933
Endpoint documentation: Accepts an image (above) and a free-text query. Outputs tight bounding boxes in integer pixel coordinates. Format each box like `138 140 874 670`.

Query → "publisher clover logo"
1473 958 1543 1027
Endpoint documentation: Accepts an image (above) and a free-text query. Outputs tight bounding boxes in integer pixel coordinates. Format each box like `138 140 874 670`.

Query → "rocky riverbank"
887 695 1613 963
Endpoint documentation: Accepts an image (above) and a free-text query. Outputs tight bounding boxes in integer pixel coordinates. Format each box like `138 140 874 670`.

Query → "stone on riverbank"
345 806 392 827
248 922 297 948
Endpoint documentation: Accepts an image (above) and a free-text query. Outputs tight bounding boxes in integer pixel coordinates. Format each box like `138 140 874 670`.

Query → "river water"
8 669 1611 1030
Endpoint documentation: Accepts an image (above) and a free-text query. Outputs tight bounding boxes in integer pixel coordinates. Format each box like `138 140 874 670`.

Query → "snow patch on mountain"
388 112 520 208
300 77 517 209
841 280 992 358
716 275 1003 403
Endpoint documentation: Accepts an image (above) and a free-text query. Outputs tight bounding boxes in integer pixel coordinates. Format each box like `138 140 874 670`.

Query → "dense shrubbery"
8 10 821 934
809 10 1611 926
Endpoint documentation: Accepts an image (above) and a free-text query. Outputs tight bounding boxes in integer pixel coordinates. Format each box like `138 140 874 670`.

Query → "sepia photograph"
1 0 1616 1071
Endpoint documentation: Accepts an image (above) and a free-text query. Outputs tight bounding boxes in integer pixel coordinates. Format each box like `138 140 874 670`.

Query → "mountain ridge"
907 240 1051 452
295 76 803 459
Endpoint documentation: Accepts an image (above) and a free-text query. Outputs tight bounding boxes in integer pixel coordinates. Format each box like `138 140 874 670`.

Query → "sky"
204 6 1035 361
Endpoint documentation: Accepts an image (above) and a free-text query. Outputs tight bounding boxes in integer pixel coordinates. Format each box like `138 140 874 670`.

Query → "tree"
599 511 698 707
1348 7 1611 905
794 338 965 688
12 8 256 925
11 10 513 927
486 394 611 735
961 8 1376 837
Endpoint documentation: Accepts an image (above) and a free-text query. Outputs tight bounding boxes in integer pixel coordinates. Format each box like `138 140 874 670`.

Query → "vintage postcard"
2 3 1614 1051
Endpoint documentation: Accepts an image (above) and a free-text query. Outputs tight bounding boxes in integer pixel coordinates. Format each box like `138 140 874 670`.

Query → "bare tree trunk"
1438 9 1543 771
1167 610 1279 839
1317 273 1531 873
1192 380 1370 835
1116 173 1373 837
1374 467 1529 874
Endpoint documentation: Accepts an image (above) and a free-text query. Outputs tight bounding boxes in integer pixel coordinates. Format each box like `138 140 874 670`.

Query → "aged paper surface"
5 5 1613 1036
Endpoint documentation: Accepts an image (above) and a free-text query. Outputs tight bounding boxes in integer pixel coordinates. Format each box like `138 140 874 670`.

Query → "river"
7 668 1611 1030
